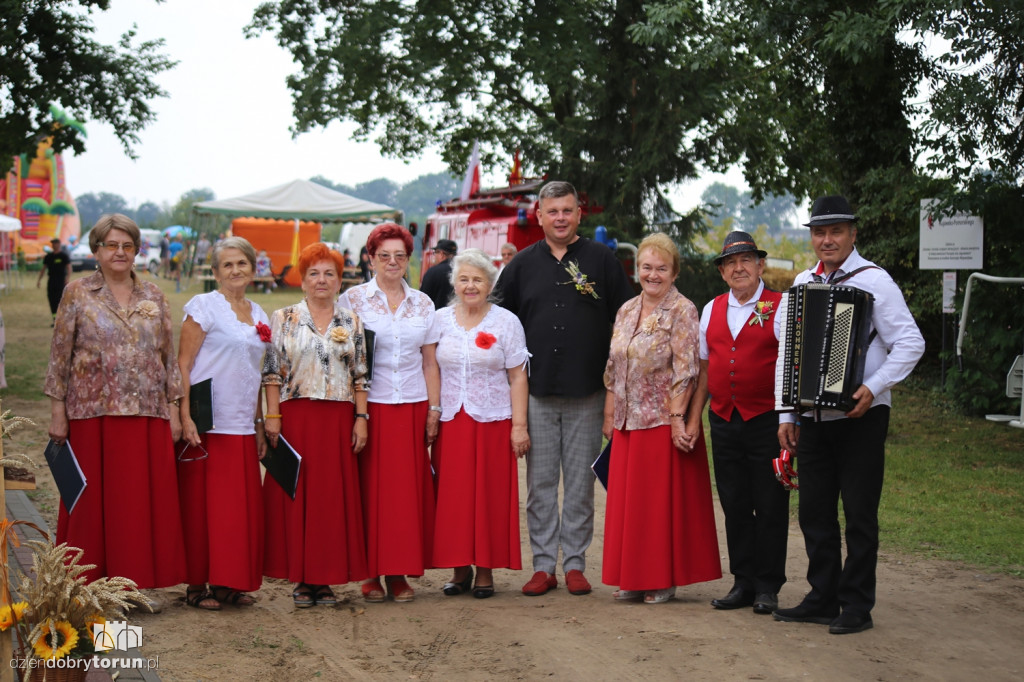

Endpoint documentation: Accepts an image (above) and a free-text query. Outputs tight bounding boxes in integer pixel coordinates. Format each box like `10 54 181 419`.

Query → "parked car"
134 228 162 274
69 242 96 272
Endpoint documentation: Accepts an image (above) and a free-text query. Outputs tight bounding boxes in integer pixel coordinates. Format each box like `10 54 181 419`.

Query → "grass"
3 269 1023 575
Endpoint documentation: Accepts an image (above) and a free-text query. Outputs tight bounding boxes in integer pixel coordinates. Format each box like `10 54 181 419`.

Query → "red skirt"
602 424 722 591
431 409 521 570
262 399 368 584
361 401 435 577
57 416 187 588
177 433 264 591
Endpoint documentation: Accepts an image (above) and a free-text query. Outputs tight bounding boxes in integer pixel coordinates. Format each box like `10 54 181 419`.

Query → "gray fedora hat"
805 195 858 227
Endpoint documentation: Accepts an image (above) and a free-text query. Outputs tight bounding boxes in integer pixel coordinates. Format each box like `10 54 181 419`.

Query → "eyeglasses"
375 252 408 263
99 241 136 253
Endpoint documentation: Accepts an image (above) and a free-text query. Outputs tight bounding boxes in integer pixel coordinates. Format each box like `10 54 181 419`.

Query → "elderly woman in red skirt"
339 223 439 603
428 248 530 599
262 243 370 608
601 232 721 604
45 214 186 607
177 236 270 610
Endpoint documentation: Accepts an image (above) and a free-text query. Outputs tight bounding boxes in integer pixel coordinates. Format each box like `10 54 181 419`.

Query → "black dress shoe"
711 586 755 610
772 602 838 625
752 593 778 614
829 611 873 634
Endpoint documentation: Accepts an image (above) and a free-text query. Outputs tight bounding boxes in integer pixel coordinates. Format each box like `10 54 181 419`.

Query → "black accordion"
774 283 874 412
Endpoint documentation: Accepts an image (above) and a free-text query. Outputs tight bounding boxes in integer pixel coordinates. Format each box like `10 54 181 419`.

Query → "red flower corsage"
475 331 497 349
256 321 272 342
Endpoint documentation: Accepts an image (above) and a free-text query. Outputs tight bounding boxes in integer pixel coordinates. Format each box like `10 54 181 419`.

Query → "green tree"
247 0 743 238
0 0 176 160
74 191 130 229
394 172 461 225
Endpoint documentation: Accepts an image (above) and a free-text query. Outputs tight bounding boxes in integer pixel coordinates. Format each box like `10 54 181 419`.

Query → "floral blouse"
262 299 369 403
44 270 183 420
339 277 438 404
435 305 529 423
603 288 699 431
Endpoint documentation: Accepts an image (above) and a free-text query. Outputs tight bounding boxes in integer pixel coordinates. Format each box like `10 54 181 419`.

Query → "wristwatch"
355 413 370 421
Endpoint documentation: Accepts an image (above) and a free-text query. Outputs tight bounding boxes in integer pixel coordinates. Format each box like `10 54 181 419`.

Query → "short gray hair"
538 181 579 207
211 236 257 271
449 248 499 303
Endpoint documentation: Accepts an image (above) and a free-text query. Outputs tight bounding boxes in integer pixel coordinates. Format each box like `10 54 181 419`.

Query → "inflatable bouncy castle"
0 105 82 261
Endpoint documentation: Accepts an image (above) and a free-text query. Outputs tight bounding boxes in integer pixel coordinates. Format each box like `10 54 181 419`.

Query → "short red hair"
298 242 345 278
365 222 413 257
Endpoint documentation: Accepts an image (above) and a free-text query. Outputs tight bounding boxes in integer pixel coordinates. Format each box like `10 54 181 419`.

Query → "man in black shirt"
499 181 634 596
420 239 458 309
37 238 71 326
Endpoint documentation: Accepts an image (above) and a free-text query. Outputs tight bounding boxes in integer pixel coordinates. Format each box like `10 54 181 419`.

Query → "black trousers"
796 405 890 616
709 409 791 594
47 279 65 315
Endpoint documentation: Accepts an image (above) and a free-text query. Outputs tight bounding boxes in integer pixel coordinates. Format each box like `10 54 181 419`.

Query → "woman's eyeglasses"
99 241 136 253
375 252 408 263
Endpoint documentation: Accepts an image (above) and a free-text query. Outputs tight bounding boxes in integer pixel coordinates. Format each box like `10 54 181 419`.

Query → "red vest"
706 288 782 421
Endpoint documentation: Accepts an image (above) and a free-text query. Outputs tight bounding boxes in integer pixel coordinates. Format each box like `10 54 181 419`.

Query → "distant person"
159 234 171 278
358 246 372 283
342 248 355 267
419 239 458 309
496 242 517 280
169 235 185 292
255 250 275 294
37 237 71 326
194 234 212 265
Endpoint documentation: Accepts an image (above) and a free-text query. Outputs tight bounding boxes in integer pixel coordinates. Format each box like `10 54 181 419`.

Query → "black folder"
262 434 302 500
189 378 214 434
363 328 376 383
44 439 87 513
591 438 611 490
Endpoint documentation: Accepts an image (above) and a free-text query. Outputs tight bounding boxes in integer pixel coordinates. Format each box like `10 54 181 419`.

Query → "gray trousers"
525 391 605 574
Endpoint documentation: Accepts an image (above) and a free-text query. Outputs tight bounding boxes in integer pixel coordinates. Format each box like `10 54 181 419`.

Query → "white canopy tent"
0 214 23 293
192 179 402 224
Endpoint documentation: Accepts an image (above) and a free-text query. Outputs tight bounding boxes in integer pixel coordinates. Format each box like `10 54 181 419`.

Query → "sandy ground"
6 395 1024 682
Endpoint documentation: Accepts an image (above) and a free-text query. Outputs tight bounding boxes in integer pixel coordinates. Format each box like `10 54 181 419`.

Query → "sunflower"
32 620 80 660
85 613 106 631
0 602 28 631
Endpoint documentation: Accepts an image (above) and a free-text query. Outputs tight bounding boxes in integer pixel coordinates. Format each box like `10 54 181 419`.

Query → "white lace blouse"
182 291 270 435
435 305 529 422
339 277 439 404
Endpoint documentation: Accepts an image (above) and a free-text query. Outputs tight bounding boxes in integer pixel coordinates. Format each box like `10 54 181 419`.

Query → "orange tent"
231 218 321 287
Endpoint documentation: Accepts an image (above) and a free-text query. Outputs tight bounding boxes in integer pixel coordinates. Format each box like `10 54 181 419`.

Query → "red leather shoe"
565 570 592 595
522 571 557 596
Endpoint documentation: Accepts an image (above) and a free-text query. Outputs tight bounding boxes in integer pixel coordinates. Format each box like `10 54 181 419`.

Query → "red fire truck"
419 178 638 285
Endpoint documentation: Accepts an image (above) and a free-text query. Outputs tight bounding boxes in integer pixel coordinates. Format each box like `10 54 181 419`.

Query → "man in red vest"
686 231 789 615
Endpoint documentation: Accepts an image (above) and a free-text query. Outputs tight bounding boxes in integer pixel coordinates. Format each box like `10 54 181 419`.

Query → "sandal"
292 583 315 608
210 585 256 606
361 578 385 603
185 586 221 611
385 576 415 603
442 567 473 596
613 589 644 602
644 587 676 604
314 584 338 606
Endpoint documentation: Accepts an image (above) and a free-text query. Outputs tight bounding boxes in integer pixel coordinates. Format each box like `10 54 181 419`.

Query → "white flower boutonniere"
329 326 350 343
640 313 659 335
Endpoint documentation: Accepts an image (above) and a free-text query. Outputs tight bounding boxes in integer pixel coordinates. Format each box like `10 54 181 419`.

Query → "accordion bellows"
775 283 874 412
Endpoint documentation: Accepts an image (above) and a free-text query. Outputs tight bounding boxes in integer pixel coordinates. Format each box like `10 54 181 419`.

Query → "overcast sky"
61 0 737 212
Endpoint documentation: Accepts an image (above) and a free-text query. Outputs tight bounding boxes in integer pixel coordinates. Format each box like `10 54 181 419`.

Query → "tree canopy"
248 0 744 237
0 0 176 160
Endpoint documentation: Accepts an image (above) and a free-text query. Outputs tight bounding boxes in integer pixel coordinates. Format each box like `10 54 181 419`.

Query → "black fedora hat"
805 195 858 227
714 231 767 265
435 239 457 255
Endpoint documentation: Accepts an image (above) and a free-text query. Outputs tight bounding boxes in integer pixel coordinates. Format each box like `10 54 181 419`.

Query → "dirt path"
7 395 1023 681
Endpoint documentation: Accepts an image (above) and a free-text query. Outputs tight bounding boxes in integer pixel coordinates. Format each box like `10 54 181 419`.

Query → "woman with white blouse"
178 236 270 610
339 223 440 603
426 248 530 599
